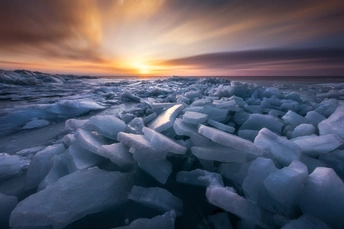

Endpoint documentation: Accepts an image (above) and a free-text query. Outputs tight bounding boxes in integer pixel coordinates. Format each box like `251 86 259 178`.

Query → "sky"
0 0 343 77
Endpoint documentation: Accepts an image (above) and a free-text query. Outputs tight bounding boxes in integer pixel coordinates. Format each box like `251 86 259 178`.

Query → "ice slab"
25 144 65 189
319 149 344 179
82 115 126 140
206 186 271 228
203 105 228 122
74 128 108 154
22 119 49 130
199 125 264 157
292 134 343 157
207 119 235 133
10 167 134 229
173 118 198 137
128 186 183 216
319 105 344 140
298 167 344 229
176 169 224 187
305 110 326 127
0 193 17 227
254 128 301 166
0 153 30 181
132 150 172 184
291 124 315 138
282 110 308 127
242 157 278 204
220 162 252 186
263 160 308 216
182 111 208 124
118 132 167 160
281 214 331 229
121 91 140 102
240 114 284 135
238 129 259 142
114 211 176 229
64 142 104 172
65 119 88 132
142 127 187 155
315 98 338 117
148 104 184 132
191 146 247 163
126 117 145 134
49 99 105 117
97 143 134 168
63 134 76 146
233 111 250 125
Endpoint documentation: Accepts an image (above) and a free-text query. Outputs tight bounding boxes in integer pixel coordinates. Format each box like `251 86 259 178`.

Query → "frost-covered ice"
1 71 344 228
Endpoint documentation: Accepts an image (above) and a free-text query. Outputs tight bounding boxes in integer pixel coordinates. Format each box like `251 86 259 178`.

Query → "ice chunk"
37 154 69 191
298 167 344 229
242 157 278 204
22 119 49 129
315 98 338 117
282 110 309 127
176 169 224 187
132 151 172 184
220 162 252 186
281 214 331 229
121 91 140 102
114 211 176 229
0 193 17 227
74 128 108 154
237 129 259 142
49 99 105 117
263 161 308 216
128 186 183 216
203 105 228 122
82 115 126 140
263 87 281 98
207 119 235 133
173 118 198 137
0 153 30 181
240 114 284 135
63 134 76 146
319 105 344 140
64 142 104 172
64 118 87 132
305 110 326 126
118 132 167 160
233 111 250 125
143 112 157 124
292 134 343 157
182 111 208 124
142 127 187 155
199 125 264 157
254 128 301 166
25 144 65 189
206 186 271 228
148 104 184 132
191 146 247 163
126 117 145 134
10 167 134 229
319 150 344 179
291 124 315 138
97 143 135 168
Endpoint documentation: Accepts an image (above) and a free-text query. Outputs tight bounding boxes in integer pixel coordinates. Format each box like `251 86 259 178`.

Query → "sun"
132 61 151 75
138 65 150 75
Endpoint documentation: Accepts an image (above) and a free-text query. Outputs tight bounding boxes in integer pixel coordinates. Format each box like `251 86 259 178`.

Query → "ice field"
1 70 344 228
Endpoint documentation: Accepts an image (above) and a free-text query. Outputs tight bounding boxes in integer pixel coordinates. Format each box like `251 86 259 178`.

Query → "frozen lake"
1 70 344 229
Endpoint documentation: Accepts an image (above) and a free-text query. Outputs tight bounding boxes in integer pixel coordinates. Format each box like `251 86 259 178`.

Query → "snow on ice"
1 70 344 228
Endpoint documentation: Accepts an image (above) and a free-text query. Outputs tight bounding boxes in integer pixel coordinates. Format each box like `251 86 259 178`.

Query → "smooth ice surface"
282 110 309 127
191 146 247 163
22 119 49 129
207 119 235 133
182 111 208 124
319 105 344 140
292 134 343 157
82 115 126 140
114 211 176 229
206 186 270 228
173 118 198 137
148 104 184 132
298 167 344 229
255 128 301 166
0 153 30 181
25 144 65 189
74 128 108 154
97 143 134 168
10 167 134 229
176 169 224 187
305 111 326 126
128 186 183 216
240 114 284 135
142 127 187 155
242 157 277 204
132 150 172 184
281 214 331 229
291 124 315 138
117 132 167 160
198 125 264 157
